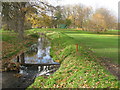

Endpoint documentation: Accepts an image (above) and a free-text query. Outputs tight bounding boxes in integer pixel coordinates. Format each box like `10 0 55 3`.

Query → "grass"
2 30 38 60
27 28 119 64
29 31 119 88
1 29 119 88
64 31 118 64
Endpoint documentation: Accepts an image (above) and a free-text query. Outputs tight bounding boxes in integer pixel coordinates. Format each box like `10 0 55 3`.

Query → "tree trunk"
80 21 83 28
17 56 19 62
17 3 26 40
17 17 24 40
20 53 25 64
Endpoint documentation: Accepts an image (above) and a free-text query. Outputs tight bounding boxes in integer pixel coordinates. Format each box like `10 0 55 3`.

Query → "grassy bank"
1 30 38 71
29 31 119 88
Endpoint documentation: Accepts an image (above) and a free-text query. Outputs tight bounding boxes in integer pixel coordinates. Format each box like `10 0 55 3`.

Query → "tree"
52 6 63 28
91 13 106 33
89 8 117 33
61 4 93 29
2 1 55 39
64 19 71 27
95 8 117 29
2 2 31 39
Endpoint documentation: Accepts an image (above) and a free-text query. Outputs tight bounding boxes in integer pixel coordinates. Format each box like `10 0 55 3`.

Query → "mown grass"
29 31 119 88
64 31 118 64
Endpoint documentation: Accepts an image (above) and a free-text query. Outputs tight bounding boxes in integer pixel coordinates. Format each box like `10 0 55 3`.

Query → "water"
24 36 57 64
2 34 60 89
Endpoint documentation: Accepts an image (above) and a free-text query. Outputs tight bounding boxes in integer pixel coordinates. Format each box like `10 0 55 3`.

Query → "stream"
2 34 60 89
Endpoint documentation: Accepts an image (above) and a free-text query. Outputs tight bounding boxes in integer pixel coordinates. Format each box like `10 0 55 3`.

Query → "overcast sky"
47 0 119 18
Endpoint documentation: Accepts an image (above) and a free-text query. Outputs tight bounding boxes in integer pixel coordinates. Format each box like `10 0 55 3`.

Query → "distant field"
63 30 119 64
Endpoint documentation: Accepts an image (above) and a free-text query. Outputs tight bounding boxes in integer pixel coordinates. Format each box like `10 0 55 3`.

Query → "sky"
47 0 119 18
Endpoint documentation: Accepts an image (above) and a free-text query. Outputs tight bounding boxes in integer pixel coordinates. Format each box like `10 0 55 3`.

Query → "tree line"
51 4 117 33
1 1 118 39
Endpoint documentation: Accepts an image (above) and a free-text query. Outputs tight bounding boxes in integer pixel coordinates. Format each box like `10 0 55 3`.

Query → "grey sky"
47 0 119 18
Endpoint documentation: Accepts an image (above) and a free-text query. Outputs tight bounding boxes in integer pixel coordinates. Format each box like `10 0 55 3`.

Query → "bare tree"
61 4 93 29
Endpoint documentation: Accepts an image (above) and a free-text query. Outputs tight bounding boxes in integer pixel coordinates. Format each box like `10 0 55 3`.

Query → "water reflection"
25 36 57 64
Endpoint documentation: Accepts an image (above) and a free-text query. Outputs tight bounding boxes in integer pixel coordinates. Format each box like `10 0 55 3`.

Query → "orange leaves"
55 60 60 63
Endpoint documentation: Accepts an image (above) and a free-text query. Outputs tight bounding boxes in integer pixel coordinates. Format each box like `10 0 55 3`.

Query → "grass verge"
28 31 119 88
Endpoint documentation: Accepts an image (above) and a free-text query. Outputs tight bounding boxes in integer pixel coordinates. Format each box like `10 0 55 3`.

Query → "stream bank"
2 33 60 89
29 32 119 88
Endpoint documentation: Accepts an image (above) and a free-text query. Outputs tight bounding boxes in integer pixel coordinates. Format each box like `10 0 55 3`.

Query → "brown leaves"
14 73 22 78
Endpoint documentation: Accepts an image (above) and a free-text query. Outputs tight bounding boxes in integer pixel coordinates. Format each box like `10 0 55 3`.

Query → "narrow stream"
2 34 60 89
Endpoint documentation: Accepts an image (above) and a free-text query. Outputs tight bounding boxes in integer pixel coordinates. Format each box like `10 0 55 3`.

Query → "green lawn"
64 31 118 64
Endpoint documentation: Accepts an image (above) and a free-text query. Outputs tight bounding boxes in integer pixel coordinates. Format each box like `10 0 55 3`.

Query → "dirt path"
99 57 120 80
